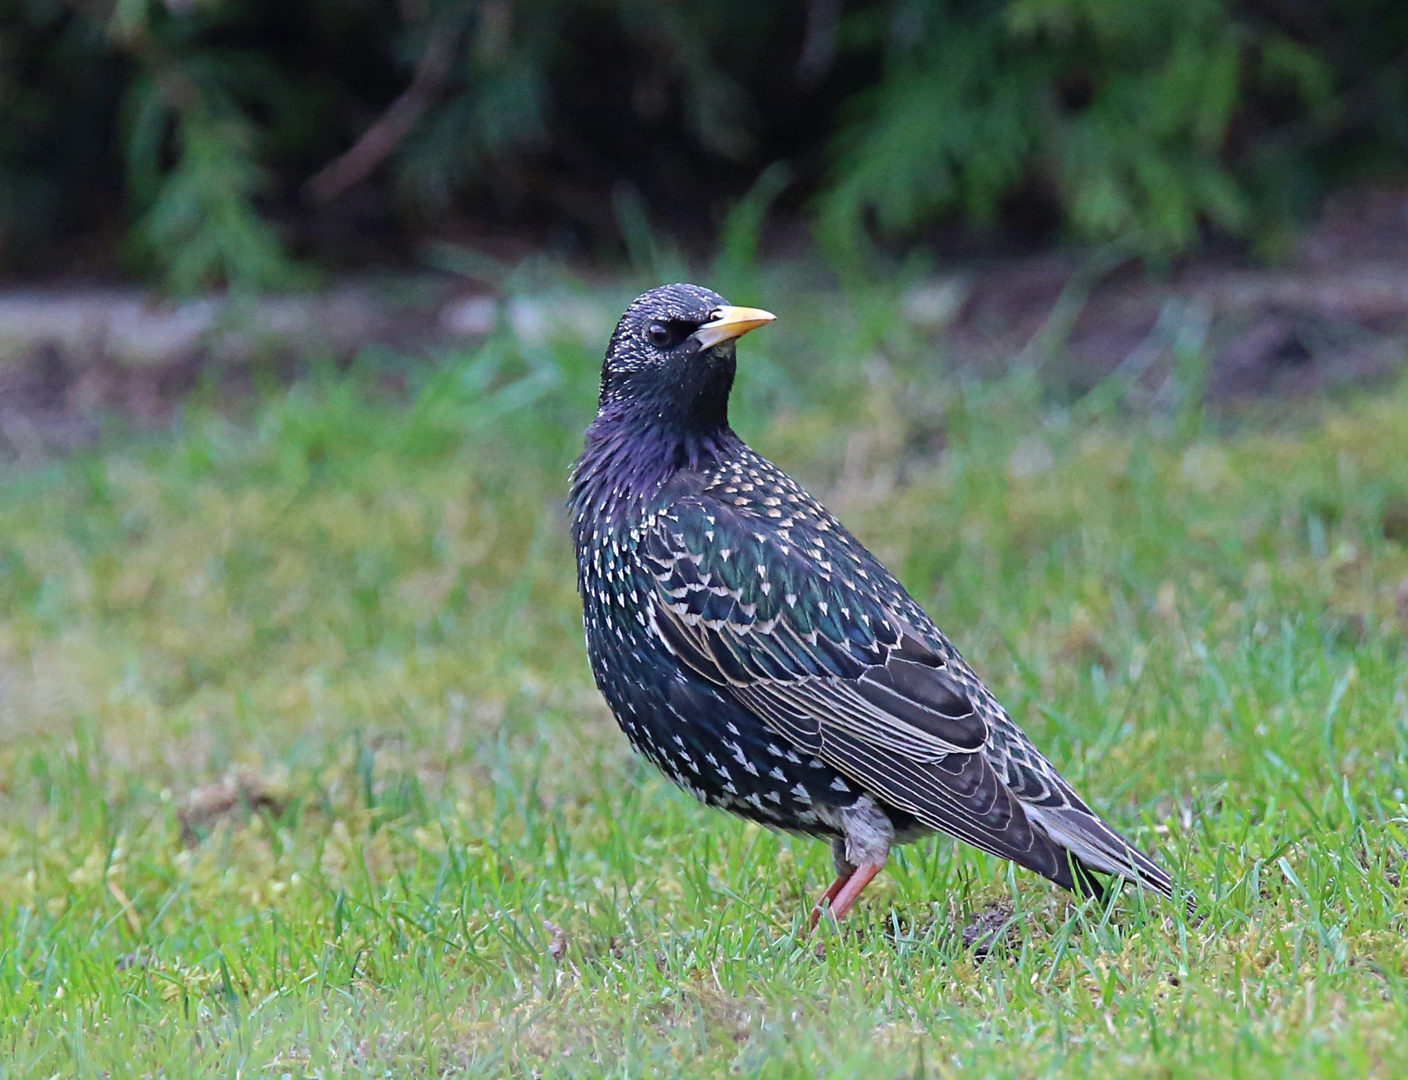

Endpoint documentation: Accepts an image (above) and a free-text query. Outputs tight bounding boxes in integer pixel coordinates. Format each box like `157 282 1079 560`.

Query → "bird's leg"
809 863 856 932
808 819 890 931
826 861 885 921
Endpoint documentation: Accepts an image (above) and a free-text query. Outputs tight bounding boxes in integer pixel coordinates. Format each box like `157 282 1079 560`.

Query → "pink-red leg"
809 867 856 932
808 861 886 931
827 861 885 921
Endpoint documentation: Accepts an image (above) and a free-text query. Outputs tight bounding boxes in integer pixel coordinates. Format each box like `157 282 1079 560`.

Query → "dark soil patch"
935 185 1408 402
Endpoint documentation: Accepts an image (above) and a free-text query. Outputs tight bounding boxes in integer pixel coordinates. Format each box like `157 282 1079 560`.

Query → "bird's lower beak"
693 305 776 350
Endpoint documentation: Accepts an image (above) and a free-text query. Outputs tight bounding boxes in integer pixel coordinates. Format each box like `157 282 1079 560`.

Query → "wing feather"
641 492 1178 903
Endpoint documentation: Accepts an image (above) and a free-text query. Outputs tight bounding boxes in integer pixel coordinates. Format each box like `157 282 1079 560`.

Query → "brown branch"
305 25 459 204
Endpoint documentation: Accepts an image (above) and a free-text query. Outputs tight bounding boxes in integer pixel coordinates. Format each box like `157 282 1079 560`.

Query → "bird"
568 283 1185 928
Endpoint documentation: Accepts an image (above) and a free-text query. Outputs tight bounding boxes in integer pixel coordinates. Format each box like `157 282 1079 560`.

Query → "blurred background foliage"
1 0 1406 291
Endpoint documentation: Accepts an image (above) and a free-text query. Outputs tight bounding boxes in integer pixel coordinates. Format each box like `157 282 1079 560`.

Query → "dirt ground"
943 186 1408 401
3 186 1407 458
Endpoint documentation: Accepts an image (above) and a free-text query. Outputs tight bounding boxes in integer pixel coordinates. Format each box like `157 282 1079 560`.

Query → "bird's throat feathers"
569 407 739 537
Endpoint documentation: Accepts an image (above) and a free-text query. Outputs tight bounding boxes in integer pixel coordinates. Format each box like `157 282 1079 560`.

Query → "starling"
569 283 1183 926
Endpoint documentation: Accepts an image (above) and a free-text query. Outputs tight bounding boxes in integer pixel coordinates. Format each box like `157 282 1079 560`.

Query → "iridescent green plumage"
571 283 1186 924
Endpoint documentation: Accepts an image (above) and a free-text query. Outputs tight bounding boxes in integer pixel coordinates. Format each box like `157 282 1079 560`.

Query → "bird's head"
597 283 775 435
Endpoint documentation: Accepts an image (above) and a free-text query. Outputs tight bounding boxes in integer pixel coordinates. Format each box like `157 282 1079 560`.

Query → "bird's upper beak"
693 305 776 350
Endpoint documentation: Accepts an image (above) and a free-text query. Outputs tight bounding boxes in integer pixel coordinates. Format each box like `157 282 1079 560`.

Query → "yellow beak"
693 305 776 350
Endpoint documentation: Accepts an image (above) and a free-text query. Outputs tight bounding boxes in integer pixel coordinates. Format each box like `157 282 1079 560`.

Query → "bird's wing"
638 495 1082 879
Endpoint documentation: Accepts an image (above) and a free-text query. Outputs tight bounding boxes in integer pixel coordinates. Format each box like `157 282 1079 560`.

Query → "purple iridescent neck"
568 403 739 537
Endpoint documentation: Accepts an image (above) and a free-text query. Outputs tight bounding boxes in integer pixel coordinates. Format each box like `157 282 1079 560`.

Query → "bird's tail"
1022 802 1194 915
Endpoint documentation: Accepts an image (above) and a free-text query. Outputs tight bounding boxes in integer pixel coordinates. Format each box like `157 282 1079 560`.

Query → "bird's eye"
646 323 674 348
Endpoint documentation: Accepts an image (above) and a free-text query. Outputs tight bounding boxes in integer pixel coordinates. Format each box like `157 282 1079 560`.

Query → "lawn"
2 271 1407 1077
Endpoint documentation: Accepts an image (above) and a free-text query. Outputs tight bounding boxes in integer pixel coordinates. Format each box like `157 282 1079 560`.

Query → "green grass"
2 274 1408 1077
